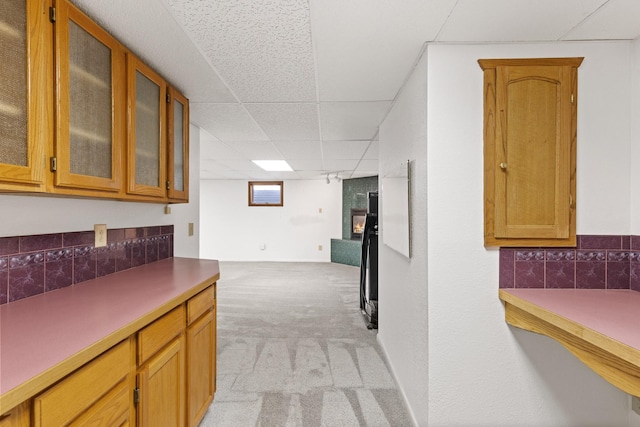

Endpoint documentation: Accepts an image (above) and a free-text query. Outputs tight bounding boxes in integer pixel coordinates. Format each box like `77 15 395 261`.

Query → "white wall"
378 48 429 426
379 41 634 426
0 124 202 258
199 174 342 262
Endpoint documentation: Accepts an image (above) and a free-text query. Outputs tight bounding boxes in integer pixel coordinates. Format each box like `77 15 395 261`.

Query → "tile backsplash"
0 225 173 305
499 235 640 291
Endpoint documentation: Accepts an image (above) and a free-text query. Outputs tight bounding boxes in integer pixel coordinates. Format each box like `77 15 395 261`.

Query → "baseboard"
376 333 420 427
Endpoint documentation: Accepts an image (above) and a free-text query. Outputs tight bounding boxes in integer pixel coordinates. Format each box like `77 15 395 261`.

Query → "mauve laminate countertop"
0 257 220 412
500 288 640 350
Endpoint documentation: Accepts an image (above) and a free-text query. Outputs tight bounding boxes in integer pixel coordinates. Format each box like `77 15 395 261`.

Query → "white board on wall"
381 160 411 258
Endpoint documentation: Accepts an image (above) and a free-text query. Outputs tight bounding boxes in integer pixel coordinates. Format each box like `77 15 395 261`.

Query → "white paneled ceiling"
70 0 640 181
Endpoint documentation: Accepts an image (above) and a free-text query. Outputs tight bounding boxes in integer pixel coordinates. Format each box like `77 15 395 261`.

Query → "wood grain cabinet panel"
167 87 189 203
0 0 51 192
479 57 583 247
126 54 167 200
0 401 30 427
187 286 216 427
137 336 186 427
51 0 125 196
32 339 132 427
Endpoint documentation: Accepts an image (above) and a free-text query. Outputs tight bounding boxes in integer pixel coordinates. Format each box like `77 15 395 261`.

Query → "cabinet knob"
499 162 507 170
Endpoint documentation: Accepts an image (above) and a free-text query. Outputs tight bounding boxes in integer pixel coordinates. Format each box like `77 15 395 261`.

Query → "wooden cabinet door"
187 310 215 427
0 401 30 427
126 54 167 200
167 87 189 202
480 57 582 247
52 0 125 194
0 0 51 191
138 336 185 427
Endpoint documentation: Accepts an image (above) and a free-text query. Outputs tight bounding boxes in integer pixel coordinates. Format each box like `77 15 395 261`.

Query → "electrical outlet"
188 222 194 236
318 207 323 214
94 224 107 248
632 396 640 416
318 245 323 251
164 205 171 214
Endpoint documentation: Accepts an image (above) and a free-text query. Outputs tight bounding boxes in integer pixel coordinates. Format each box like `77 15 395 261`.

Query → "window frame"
248 181 284 207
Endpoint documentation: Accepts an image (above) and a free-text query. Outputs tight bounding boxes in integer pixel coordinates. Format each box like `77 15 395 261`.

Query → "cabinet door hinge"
50 157 57 172
166 93 171 103
166 180 171 190
49 6 56 23
133 387 140 404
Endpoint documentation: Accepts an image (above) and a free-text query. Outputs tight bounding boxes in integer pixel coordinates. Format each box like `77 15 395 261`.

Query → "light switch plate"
94 224 107 248
188 222 194 236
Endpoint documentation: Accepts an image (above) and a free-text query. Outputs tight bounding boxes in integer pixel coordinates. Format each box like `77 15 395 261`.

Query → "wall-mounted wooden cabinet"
479 57 583 247
168 87 190 203
126 54 167 200
0 0 189 203
51 0 125 195
0 0 51 192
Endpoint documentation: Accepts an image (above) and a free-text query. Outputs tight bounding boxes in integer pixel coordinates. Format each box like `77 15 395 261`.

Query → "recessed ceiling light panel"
252 160 293 171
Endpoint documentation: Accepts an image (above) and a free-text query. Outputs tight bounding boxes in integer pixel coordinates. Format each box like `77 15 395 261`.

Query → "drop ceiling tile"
363 141 378 160
272 141 322 159
201 169 251 180
311 0 453 101
355 159 379 173
245 103 320 140
191 103 270 141
323 140 370 160
323 159 359 171
199 139 244 161
320 102 391 140
72 0 236 103
562 0 640 40
286 159 324 171
437 0 607 42
166 0 316 103
228 142 284 160
294 170 329 179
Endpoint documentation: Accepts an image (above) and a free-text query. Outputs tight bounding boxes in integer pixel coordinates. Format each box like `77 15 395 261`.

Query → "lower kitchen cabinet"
1 282 217 426
187 298 216 427
33 338 133 427
137 337 185 427
0 401 30 427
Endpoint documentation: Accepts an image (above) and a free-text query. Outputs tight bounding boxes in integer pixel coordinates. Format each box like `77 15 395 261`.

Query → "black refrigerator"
360 191 378 329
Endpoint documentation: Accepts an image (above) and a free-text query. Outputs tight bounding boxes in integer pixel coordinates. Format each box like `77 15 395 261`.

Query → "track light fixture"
334 172 341 182
326 173 331 184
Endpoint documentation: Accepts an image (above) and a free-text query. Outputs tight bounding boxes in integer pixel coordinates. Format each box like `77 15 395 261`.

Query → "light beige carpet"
200 262 411 427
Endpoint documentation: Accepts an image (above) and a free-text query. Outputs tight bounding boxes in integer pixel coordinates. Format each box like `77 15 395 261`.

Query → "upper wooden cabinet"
167 87 190 202
0 0 189 203
0 0 51 192
51 0 125 194
127 54 167 200
479 57 583 247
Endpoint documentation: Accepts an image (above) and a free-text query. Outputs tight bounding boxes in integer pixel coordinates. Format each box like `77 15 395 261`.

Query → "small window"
248 181 283 206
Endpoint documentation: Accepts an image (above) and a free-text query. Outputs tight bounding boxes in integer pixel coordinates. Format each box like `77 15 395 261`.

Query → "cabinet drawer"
187 286 214 325
138 305 185 365
33 339 130 427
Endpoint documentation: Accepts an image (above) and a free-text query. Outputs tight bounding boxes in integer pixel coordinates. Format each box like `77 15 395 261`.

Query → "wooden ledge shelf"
499 288 640 397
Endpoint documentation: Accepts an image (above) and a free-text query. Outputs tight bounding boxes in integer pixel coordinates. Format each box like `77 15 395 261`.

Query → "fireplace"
351 208 367 240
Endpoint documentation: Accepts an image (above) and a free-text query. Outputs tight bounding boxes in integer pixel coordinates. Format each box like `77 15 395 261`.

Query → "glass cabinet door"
167 87 189 202
127 54 166 199
53 0 124 193
0 0 51 191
